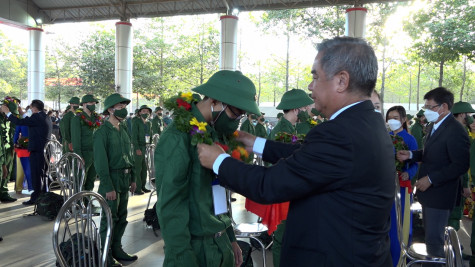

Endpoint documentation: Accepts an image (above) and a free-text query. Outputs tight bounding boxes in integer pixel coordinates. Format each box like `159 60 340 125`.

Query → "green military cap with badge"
416 109 425 118
69 97 80 105
139 105 152 113
80 94 99 104
277 112 284 119
103 93 131 115
451 101 475 115
192 70 261 116
407 114 414 121
276 89 314 110
154 106 163 113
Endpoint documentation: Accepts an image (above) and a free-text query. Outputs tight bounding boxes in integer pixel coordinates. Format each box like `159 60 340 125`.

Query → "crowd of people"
1 36 474 267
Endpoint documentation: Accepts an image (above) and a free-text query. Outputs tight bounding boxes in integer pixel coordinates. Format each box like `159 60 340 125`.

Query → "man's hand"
136 149 142 156
463 187 471 198
234 131 257 154
415 176 431 192
396 150 410 162
197 143 225 169
231 241 243 267
105 190 117 201
400 172 409 181
129 182 137 193
1 105 10 114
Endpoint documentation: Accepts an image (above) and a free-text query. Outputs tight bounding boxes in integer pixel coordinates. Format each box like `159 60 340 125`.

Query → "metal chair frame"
56 152 86 201
395 176 462 266
53 191 112 267
151 134 160 146
44 139 63 191
145 143 157 210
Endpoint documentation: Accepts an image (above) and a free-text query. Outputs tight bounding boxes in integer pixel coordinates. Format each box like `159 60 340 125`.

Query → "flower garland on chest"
165 92 251 163
75 108 103 129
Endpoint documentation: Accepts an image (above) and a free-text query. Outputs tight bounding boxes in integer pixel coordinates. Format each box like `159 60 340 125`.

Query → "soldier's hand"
68 143 73 152
396 150 410 162
105 190 117 201
234 131 257 154
136 149 142 156
129 182 137 193
197 143 225 170
231 241 243 267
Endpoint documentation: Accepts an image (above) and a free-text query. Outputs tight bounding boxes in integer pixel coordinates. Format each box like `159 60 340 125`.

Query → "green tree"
0 30 27 100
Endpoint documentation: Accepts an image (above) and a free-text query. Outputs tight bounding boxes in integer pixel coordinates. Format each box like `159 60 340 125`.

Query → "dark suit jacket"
8 111 52 152
219 100 395 267
412 114 470 210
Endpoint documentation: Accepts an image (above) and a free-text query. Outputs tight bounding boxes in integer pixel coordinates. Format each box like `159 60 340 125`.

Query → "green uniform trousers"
163 232 234 267
100 188 129 250
272 220 286 267
82 151 97 191
448 203 463 231
0 148 14 198
134 152 147 192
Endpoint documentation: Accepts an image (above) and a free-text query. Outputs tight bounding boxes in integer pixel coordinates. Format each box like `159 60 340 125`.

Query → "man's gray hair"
317 37 378 97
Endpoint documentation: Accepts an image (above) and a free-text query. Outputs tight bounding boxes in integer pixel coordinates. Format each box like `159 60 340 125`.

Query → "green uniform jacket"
131 117 151 152
240 119 255 135
155 104 236 266
269 117 295 140
93 120 135 193
71 110 98 158
410 121 425 149
151 116 162 135
0 116 7 165
60 111 74 144
255 123 267 138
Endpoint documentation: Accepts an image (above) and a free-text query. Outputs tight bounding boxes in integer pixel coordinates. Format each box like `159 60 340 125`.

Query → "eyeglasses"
225 105 244 121
423 104 441 110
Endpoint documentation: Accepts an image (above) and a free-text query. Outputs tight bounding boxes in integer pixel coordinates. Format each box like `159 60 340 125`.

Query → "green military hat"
80 94 99 104
69 96 80 105
3 96 18 115
154 106 163 112
139 105 152 113
407 114 414 121
192 70 261 116
192 93 202 101
103 93 131 114
276 89 314 110
451 101 475 115
135 109 139 114
251 114 258 120
66 105 71 111
277 112 284 119
416 109 425 117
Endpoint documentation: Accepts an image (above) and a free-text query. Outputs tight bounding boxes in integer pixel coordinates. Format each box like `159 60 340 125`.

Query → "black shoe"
142 188 151 193
0 236 3 242
107 255 122 267
0 194 17 203
134 191 144 195
112 248 138 261
22 200 35 206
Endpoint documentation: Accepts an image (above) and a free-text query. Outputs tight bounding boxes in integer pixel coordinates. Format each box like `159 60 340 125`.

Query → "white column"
345 7 368 38
27 27 45 103
220 15 238 71
115 22 133 111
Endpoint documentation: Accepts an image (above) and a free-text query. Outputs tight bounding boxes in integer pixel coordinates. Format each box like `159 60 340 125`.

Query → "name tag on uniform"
212 178 227 215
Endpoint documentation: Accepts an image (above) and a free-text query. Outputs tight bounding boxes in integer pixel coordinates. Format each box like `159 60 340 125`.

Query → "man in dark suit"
197 37 395 266
398 87 470 258
1 100 52 205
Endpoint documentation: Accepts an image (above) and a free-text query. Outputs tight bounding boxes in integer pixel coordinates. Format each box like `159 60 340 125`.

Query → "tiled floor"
0 180 472 267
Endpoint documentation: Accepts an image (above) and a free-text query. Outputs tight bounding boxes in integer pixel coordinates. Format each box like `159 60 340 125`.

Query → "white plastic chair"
53 191 112 267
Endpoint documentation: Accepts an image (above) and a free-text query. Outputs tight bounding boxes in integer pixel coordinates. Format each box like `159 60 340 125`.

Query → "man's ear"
336 71 350 93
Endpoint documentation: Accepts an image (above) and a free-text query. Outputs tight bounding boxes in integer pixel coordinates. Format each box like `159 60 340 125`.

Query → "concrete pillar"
27 27 45 103
345 7 368 38
219 15 238 71
115 21 133 111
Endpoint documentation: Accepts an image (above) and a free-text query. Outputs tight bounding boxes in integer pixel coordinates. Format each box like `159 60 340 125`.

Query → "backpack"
56 233 99 266
143 202 160 236
35 192 64 220
237 240 254 267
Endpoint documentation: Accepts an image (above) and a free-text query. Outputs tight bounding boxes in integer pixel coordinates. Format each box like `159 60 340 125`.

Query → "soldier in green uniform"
276 112 283 122
71 94 101 191
155 70 260 267
239 113 256 135
255 114 268 138
296 104 318 135
59 97 80 154
0 97 18 203
94 93 137 267
151 106 163 136
410 109 426 149
131 105 152 195
268 88 313 267
448 102 474 231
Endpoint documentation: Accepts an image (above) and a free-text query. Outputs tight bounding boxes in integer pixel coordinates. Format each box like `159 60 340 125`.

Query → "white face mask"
374 109 381 113
424 108 440 123
387 119 402 131
26 110 32 117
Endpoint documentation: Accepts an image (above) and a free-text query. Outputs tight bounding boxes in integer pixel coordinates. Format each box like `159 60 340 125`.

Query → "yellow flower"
310 119 318 126
181 92 193 102
237 146 249 158
190 117 207 132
